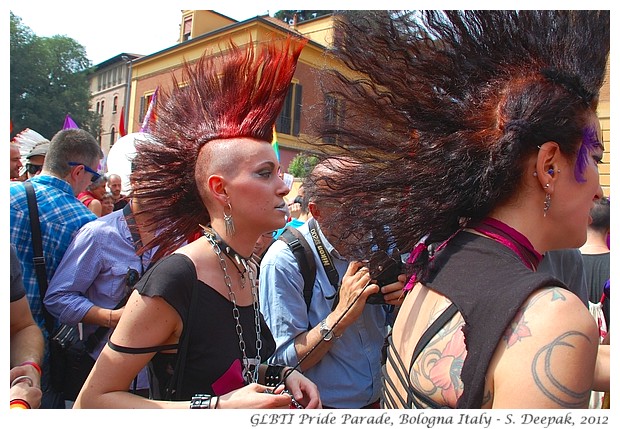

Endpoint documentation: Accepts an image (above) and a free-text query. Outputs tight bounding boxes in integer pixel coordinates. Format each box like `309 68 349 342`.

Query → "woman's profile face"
550 112 604 248
215 138 291 236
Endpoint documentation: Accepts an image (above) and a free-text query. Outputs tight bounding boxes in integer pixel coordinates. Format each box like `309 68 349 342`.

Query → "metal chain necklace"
204 230 262 384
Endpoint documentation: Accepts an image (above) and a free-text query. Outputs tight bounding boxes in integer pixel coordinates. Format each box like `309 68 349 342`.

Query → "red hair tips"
130 36 307 260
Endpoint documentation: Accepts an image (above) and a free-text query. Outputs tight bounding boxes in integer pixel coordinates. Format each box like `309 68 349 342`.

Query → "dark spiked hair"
313 10 609 270
130 37 306 259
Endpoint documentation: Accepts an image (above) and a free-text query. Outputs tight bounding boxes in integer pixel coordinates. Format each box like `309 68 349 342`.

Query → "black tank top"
382 232 564 408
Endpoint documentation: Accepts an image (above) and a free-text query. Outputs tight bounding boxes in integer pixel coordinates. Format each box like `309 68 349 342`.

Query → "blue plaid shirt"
10 175 97 336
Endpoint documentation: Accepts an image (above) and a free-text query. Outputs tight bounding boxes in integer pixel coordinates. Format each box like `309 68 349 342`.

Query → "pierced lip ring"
11 375 34 388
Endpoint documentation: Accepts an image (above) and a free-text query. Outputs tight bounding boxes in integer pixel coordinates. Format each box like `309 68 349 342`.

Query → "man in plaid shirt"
10 128 103 408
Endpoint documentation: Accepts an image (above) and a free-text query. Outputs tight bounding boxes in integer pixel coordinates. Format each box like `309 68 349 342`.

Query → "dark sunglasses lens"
26 164 42 174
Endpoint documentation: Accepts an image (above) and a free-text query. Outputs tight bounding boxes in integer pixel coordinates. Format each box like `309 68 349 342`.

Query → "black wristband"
265 364 286 387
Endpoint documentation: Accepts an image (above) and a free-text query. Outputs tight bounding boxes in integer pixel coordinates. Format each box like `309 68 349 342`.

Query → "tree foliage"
273 10 333 24
287 152 319 178
10 12 100 140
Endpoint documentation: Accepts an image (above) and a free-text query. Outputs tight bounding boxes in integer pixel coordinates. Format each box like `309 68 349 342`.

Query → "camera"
366 252 404 305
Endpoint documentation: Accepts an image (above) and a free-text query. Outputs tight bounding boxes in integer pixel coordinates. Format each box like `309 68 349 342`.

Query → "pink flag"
63 114 79 129
139 87 158 133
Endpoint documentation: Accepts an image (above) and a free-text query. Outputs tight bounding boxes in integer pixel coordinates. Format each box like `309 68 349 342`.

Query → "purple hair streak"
574 126 601 183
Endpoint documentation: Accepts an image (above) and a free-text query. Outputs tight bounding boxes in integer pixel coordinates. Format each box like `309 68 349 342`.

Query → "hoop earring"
543 193 552 217
224 202 235 236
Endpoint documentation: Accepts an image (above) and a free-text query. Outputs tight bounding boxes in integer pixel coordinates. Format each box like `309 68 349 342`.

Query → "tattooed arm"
489 287 598 408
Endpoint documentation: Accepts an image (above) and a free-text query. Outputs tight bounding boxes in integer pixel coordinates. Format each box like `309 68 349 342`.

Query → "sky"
8 1 616 65
8 1 277 65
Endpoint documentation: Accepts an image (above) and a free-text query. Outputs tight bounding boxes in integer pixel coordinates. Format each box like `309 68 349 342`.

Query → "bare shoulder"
111 289 182 348
489 286 598 408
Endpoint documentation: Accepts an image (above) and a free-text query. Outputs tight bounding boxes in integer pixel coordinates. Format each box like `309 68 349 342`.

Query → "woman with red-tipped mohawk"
75 37 321 409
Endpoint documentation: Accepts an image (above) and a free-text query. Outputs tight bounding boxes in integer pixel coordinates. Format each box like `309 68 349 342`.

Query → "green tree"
10 12 100 140
287 153 319 178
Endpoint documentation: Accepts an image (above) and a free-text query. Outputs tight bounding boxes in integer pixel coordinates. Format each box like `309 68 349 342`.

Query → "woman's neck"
207 224 255 259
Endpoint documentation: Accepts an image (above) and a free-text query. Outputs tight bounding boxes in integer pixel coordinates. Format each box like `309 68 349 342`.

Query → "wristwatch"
319 319 335 341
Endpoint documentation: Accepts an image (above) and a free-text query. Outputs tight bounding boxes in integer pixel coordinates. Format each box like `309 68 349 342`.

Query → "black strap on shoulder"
410 303 459 370
279 225 317 310
24 181 56 336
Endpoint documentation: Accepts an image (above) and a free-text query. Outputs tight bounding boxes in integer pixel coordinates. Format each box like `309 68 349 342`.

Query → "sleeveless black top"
381 232 565 409
114 253 276 400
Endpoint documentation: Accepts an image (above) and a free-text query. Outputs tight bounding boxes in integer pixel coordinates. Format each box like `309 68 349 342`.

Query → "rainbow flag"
140 87 159 133
272 125 280 161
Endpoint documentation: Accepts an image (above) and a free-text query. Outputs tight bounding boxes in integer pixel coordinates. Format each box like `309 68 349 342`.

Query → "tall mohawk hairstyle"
314 10 609 262
131 36 306 260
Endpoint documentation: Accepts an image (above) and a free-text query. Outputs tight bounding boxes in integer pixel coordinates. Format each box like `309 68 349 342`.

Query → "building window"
101 100 105 115
276 82 302 136
113 96 118 114
183 17 192 41
323 94 344 143
110 127 116 147
138 92 157 124
96 101 100 114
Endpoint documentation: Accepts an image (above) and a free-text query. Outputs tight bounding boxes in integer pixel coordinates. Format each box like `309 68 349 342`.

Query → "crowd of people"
9 10 610 411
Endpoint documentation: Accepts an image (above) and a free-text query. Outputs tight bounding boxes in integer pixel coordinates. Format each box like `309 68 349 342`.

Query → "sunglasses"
68 162 101 183
25 163 43 175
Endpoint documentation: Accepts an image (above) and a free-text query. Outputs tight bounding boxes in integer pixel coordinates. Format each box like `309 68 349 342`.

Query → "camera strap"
307 218 340 292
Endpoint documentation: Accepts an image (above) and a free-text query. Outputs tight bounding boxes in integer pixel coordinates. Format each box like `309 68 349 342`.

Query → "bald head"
107 173 123 198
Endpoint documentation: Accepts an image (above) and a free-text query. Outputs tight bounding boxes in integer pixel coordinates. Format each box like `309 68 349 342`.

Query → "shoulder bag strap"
409 303 459 370
24 181 56 336
279 226 317 310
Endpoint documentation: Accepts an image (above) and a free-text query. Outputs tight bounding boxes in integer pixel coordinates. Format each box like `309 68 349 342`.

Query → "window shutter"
293 84 302 136
138 96 145 123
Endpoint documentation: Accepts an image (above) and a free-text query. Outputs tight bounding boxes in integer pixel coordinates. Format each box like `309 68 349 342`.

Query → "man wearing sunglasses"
24 142 49 179
10 128 103 409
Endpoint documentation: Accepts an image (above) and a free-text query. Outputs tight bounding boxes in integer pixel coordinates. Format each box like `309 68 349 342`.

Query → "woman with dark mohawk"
75 38 321 409
314 11 609 408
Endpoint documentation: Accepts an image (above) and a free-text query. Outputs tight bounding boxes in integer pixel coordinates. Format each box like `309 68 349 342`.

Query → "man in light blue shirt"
44 199 157 397
260 159 405 408
10 128 102 408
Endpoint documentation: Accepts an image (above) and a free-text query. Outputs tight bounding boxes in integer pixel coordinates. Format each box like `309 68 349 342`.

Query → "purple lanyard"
472 217 542 271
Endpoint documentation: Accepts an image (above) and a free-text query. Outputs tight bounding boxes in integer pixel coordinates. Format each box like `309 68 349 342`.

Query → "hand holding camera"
366 252 406 305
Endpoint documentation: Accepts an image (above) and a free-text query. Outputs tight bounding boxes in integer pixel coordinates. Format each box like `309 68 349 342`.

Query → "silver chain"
205 231 262 384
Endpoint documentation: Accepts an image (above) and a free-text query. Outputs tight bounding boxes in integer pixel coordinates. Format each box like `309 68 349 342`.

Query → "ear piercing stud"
533 168 560 177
